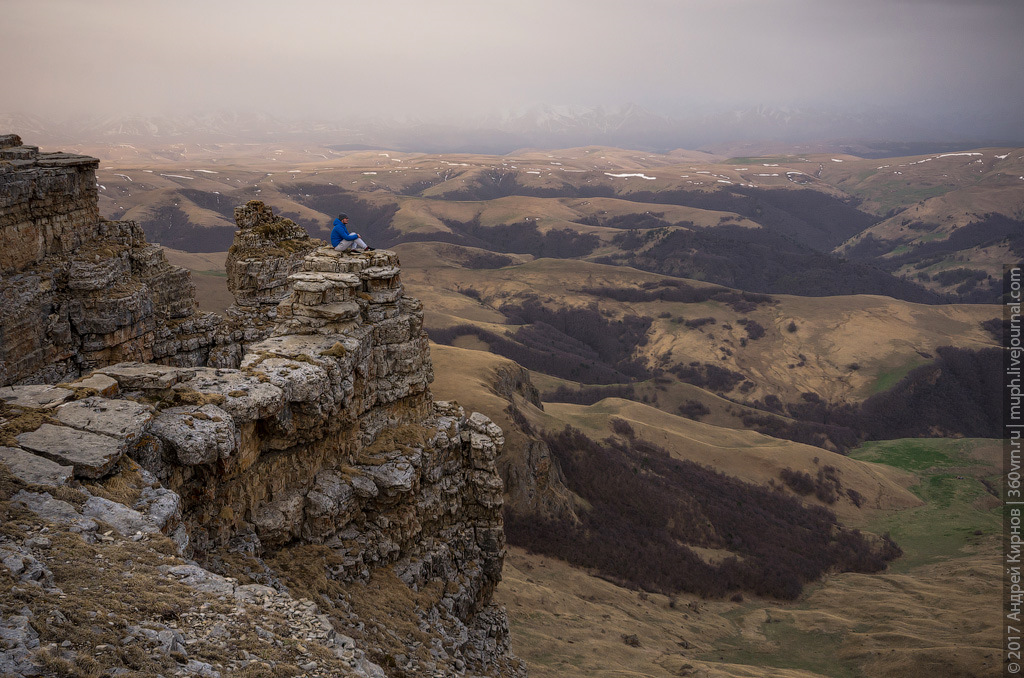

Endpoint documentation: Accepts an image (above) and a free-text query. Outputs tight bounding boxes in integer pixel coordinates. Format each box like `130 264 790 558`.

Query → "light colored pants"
334 237 367 251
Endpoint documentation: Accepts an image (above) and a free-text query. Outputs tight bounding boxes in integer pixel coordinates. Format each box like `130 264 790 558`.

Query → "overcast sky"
3 0 1023 139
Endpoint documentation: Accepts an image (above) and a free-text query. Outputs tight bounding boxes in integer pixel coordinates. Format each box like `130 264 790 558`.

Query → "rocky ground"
1 134 526 675
0 382 524 678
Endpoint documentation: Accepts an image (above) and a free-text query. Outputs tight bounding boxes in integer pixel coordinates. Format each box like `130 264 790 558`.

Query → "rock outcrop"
0 136 525 677
0 135 223 385
216 200 323 365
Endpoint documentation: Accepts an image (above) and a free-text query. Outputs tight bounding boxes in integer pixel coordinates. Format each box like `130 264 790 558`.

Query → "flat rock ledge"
17 423 128 480
0 446 72 487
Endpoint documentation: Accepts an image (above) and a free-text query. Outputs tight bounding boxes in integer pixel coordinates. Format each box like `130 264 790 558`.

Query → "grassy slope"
84 143 1013 677
849 438 1001 571
397 243 999 406
429 341 1000 678
92 142 1022 303
162 248 234 315
823 149 1024 295
538 397 918 524
493 435 1001 678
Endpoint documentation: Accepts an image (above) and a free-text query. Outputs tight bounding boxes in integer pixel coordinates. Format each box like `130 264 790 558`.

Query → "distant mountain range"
3 104 1016 155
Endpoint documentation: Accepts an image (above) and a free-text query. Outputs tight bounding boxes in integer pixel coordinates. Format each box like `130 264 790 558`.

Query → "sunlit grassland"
850 438 1001 572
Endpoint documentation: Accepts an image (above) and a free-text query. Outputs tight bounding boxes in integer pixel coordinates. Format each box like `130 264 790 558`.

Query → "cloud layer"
4 0 1023 140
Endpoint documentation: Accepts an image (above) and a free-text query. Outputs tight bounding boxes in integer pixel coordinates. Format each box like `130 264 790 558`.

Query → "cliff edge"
0 135 525 677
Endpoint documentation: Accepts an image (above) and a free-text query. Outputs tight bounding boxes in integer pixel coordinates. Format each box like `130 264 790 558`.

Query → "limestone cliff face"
214 200 324 366
0 135 222 385
0 136 524 677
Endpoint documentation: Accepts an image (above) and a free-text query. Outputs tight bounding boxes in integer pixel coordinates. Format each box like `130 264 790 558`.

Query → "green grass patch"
697 617 861 678
872 184 954 215
849 438 962 471
868 355 929 394
868 473 998 572
915 230 948 244
916 257 964 274
850 438 1001 572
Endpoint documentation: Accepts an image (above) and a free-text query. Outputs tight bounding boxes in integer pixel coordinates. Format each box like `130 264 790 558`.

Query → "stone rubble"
0 498 387 677
2 446 519 676
0 608 40 678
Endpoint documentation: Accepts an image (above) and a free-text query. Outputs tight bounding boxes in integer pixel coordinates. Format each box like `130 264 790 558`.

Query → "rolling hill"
54 138 1013 678
84 142 1022 304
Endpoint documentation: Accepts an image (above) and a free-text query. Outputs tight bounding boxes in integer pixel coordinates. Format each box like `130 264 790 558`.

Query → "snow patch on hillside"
605 173 657 180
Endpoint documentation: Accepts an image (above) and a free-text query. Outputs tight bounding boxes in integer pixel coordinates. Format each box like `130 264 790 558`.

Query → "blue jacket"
331 218 358 246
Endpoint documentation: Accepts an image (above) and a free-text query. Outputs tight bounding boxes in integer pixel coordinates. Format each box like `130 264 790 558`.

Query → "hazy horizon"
4 0 1024 146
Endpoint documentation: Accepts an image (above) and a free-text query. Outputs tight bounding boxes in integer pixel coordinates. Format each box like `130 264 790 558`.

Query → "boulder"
135 485 183 532
149 404 237 466
72 372 120 397
164 564 235 597
0 384 74 409
359 459 417 494
252 492 305 546
10 490 97 532
82 495 162 536
95 362 191 390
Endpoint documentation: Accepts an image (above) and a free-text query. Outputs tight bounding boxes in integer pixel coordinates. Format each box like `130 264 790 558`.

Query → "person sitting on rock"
331 213 374 253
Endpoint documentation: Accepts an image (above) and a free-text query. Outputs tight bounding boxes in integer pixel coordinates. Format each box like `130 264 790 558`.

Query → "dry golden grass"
0 484 370 678
427 341 998 677
260 542 449 671
188 270 234 315
151 247 234 314
430 344 518 421
0 403 61 447
390 192 759 243
496 546 743 678
428 343 581 518
161 248 229 272
77 140 1012 678
498 533 999 678
82 456 148 506
428 339 917 529
401 250 998 407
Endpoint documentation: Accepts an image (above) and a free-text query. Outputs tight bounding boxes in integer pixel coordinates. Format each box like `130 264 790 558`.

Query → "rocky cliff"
0 136 524 677
0 134 223 385
216 200 324 366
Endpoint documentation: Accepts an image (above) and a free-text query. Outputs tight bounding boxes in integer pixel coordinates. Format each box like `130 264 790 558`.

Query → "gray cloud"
3 0 1022 140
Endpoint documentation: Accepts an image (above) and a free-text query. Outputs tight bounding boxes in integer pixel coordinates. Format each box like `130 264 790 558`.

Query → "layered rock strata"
0 136 223 385
0 135 523 677
0 134 99 275
0 213 523 675
216 200 323 365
